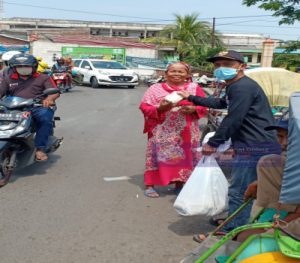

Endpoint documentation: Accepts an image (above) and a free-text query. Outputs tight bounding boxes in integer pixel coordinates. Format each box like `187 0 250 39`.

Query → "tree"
243 0 300 24
143 13 224 70
160 13 223 60
285 40 300 52
184 46 223 70
273 53 300 70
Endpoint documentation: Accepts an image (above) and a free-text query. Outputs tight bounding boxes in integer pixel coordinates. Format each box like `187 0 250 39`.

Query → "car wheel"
127 85 135 89
91 77 99 89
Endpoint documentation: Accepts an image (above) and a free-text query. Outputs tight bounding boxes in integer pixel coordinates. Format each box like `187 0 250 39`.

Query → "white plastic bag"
174 155 228 216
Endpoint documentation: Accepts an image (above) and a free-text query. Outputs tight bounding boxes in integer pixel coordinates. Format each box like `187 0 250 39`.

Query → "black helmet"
56 57 64 63
9 54 38 68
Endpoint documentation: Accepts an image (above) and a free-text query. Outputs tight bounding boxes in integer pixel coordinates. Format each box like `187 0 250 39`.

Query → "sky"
2 0 300 41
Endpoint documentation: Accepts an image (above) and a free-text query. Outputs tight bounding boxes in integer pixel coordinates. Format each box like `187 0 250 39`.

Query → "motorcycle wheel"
57 83 64 93
0 155 12 187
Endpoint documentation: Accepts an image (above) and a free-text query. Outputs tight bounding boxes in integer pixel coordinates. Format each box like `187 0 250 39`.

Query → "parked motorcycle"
0 88 63 187
146 76 164 87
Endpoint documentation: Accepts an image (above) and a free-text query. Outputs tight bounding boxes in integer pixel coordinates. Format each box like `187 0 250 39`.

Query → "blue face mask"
214 67 238 81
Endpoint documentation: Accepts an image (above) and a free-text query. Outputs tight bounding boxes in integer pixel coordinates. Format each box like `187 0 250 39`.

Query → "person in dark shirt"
179 50 279 239
0 54 60 161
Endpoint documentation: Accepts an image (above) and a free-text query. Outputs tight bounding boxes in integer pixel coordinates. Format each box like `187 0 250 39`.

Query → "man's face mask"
16 66 33 76
213 67 238 81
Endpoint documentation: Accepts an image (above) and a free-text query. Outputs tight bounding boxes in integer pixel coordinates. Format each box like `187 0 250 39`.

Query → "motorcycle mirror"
43 88 60 96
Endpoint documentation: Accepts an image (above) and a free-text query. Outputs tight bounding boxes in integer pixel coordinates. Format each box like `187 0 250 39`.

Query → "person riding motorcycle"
51 57 72 89
36 56 50 74
51 57 67 73
0 54 60 161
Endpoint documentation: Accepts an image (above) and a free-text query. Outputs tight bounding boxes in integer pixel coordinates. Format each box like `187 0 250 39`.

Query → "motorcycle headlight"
12 119 29 136
0 130 14 138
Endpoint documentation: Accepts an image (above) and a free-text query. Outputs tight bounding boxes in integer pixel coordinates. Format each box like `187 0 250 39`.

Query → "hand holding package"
165 92 183 104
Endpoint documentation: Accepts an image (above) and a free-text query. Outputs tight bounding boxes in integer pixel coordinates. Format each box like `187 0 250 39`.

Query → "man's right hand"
157 100 173 113
244 181 258 201
178 91 190 99
42 99 55 108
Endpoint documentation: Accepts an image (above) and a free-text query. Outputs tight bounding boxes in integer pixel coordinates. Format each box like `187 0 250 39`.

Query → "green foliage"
243 0 300 24
284 40 300 52
184 46 224 71
141 13 224 71
273 53 300 70
161 13 223 59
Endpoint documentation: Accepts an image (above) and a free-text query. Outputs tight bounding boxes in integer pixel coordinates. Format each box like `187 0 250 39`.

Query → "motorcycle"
52 71 71 93
0 88 63 187
146 75 164 87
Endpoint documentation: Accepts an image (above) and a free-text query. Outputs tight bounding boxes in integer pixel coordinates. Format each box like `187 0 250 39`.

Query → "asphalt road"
0 84 212 263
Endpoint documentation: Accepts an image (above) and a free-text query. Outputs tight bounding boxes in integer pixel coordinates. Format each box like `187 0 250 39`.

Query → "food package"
165 92 183 104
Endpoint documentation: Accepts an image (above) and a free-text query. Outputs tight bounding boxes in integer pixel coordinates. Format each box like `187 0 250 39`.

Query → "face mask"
214 67 238 81
16 67 33 76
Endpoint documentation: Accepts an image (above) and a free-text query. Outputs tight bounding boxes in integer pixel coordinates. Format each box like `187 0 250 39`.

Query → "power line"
4 1 275 23
217 19 280 26
222 29 299 37
219 24 300 29
4 1 162 21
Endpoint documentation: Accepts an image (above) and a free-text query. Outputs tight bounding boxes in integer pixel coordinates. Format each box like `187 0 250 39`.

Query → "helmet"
9 54 38 68
36 56 43 61
2 51 22 62
56 57 65 63
2 51 22 66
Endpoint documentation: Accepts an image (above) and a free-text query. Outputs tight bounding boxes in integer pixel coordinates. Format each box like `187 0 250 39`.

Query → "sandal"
193 231 227 243
35 151 48 162
209 218 225 227
144 188 159 198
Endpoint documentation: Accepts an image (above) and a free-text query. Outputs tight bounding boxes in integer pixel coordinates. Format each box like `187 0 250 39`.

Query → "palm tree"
161 13 223 60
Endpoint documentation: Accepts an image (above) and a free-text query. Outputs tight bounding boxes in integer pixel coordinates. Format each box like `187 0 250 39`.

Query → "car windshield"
91 61 126 70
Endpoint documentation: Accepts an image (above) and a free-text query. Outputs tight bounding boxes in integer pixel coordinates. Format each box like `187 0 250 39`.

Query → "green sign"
61 47 126 64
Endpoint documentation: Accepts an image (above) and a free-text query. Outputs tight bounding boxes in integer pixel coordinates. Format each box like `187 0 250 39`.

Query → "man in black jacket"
179 50 279 235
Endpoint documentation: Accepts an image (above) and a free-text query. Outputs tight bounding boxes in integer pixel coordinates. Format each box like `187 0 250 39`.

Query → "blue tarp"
0 45 29 54
280 92 300 204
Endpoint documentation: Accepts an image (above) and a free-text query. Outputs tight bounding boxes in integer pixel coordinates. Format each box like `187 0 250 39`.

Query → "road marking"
103 176 130 182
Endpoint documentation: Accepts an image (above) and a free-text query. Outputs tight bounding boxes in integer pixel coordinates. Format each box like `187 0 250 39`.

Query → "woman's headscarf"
166 62 191 74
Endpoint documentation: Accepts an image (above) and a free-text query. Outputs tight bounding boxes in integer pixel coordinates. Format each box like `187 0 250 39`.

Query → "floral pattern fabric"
140 82 207 186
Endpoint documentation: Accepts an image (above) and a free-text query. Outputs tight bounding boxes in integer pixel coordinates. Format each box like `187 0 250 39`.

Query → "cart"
182 92 300 263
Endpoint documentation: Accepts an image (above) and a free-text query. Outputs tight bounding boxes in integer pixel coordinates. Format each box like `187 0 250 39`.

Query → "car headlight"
99 71 110 75
132 73 139 79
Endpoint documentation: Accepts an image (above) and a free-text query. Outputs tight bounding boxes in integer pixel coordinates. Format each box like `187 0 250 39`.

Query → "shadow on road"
128 174 181 197
128 173 144 190
63 89 84 94
9 154 61 183
168 215 213 237
95 86 136 90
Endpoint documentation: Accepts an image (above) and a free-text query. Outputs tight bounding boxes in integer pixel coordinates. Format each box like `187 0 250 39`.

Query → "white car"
73 59 139 88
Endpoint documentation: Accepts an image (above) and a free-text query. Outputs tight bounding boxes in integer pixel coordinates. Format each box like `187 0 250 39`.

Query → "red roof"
51 36 156 49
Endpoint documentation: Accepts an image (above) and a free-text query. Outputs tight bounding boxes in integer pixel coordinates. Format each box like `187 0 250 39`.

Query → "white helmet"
2 51 22 65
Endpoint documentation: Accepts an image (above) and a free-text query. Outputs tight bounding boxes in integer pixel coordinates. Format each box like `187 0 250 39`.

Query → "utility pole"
211 17 216 48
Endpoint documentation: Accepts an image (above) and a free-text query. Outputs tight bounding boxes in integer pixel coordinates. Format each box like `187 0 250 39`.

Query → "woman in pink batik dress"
140 62 207 197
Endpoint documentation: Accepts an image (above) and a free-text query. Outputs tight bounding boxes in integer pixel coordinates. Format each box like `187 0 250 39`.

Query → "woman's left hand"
180 105 196 114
